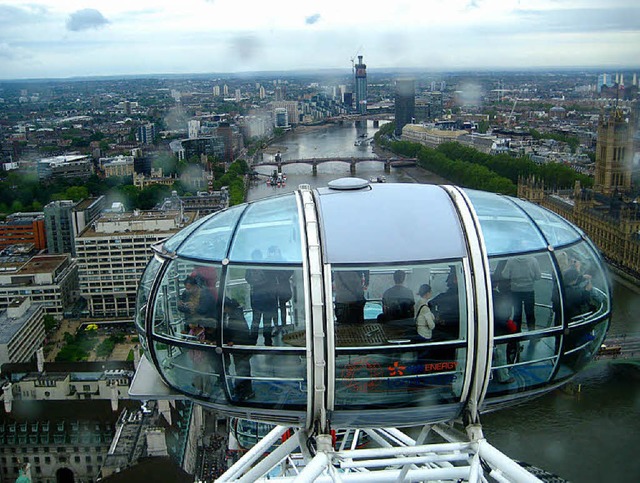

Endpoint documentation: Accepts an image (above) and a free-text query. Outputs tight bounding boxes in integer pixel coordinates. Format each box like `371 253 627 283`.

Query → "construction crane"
350 46 362 74
507 98 518 127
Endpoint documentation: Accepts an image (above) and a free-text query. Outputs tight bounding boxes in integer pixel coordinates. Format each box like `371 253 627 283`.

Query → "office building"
75 210 196 318
271 101 299 127
395 78 415 136
274 108 289 128
0 297 45 365
170 136 225 162
0 254 79 317
37 155 94 181
0 213 46 251
44 197 106 256
354 55 367 114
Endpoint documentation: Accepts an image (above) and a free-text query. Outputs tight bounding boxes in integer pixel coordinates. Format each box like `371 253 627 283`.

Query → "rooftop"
0 302 41 344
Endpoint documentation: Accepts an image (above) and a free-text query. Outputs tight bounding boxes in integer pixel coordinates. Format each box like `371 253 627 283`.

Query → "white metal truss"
215 422 543 483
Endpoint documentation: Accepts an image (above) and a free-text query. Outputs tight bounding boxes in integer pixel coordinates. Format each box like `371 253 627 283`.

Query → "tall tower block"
354 55 367 115
594 110 634 195
395 78 415 136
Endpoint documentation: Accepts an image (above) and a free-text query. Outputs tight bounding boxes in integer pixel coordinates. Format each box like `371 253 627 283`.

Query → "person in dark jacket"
223 298 257 402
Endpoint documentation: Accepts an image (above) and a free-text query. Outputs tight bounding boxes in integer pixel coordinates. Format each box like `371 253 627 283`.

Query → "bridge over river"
254 157 417 175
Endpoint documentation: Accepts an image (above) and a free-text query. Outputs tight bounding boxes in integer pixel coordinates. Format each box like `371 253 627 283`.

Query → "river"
247 121 640 482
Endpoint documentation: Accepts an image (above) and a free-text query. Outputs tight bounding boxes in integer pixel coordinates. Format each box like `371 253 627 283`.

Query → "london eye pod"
130 179 611 430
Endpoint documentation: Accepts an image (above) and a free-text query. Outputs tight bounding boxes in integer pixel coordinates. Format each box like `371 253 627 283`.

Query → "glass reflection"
153 340 225 403
152 259 221 343
225 265 305 347
331 262 467 345
223 351 306 407
177 205 246 260
228 195 302 263
556 242 609 324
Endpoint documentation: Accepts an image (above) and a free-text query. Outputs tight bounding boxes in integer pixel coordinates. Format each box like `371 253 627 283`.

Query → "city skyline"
1 0 639 80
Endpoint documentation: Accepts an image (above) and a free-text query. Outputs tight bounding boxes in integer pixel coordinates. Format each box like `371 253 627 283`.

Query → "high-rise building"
138 123 156 144
354 55 367 114
223 84 229 96
44 197 106 256
395 78 415 136
259 85 266 99
271 101 299 127
235 88 242 102
274 108 289 128
188 120 201 139
75 210 196 318
213 85 220 96
594 110 634 196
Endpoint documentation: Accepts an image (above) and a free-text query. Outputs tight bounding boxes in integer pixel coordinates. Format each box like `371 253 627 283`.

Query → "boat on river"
266 170 287 187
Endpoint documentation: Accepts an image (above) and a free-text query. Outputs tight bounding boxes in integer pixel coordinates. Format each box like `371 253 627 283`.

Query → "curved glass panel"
228 195 302 263
162 213 214 252
486 252 563 396
215 262 307 407
177 205 246 261
556 241 610 323
554 319 608 382
464 189 547 255
153 340 226 403
135 256 162 334
511 198 582 247
224 265 305 347
152 259 221 342
332 262 467 409
222 350 307 407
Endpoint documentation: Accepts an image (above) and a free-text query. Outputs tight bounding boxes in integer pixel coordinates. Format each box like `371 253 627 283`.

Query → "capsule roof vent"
327 177 370 191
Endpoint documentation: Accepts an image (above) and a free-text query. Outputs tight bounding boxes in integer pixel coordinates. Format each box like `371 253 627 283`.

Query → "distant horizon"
2 64 640 84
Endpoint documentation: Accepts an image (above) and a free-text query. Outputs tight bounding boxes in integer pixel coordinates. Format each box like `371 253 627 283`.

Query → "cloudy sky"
0 0 639 80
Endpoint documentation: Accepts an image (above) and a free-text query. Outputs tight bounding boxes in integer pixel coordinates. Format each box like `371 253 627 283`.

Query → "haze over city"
1 0 640 80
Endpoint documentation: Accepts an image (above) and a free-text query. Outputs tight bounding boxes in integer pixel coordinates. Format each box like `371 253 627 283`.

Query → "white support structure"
216 422 545 482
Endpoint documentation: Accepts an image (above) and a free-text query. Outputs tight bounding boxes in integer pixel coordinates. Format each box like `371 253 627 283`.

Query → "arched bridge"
255 157 416 175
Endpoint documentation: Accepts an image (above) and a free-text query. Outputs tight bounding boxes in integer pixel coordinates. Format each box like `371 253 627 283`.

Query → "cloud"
305 14 321 25
66 9 110 32
514 7 640 33
0 4 49 26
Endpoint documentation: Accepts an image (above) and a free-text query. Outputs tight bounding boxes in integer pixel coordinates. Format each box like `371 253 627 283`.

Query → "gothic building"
518 108 640 280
